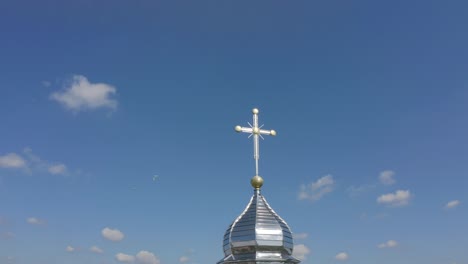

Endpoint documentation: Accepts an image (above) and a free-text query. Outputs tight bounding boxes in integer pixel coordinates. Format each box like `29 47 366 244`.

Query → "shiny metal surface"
218 189 300 264
219 108 300 264
235 108 277 178
251 175 264 189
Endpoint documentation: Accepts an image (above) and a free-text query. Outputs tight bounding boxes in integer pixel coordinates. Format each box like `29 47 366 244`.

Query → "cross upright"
235 108 277 177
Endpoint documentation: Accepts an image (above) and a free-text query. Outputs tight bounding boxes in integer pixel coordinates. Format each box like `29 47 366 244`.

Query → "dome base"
217 254 300 264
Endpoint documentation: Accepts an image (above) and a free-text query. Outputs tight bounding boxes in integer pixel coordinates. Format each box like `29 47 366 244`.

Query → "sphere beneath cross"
251 175 264 189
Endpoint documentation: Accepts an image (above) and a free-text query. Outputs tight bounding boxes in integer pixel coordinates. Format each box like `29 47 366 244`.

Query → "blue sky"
0 1 467 264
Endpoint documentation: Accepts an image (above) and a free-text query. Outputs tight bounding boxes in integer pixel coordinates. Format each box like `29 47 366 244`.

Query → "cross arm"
259 129 277 136
235 126 253 134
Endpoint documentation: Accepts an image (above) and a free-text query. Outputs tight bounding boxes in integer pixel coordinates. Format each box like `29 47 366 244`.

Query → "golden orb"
235 125 242 132
251 175 264 189
253 127 260 134
270 130 277 136
252 108 259 114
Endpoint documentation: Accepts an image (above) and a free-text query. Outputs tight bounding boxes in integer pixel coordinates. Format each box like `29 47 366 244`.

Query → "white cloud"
136 251 160 264
379 170 396 185
50 75 117 112
378 240 398 248
294 233 308 240
90 246 103 254
446 200 460 209
0 153 26 169
179 256 190 263
66 246 75 252
377 190 412 207
116 250 160 264
116 253 135 263
27 217 44 225
102 227 124 241
335 252 349 261
293 244 311 260
298 175 334 202
1 148 73 176
48 164 67 175
312 174 334 190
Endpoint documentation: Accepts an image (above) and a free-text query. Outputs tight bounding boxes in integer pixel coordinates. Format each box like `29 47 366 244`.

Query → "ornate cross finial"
235 108 276 188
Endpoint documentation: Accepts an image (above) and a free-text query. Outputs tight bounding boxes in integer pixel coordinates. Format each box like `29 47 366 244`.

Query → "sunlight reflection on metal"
220 109 298 264
218 189 300 264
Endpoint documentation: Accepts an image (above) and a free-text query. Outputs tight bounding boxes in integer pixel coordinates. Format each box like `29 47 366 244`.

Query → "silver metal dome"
218 189 300 264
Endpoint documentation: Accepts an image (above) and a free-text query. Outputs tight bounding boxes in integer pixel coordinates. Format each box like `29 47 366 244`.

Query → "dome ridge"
219 189 300 264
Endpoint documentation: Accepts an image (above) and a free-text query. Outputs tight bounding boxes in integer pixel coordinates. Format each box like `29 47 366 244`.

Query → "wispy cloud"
377 240 398 248
379 170 396 185
347 170 396 197
179 248 195 263
0 148 74 176
445 200 460 209
102 227 124 242
293 244 311 260
24 147 71 176
116 253 135 263
179 256 190 263
298 175 334 202
66 246 75 252
42 81 51 87
116 251 160 264
48 164 67 175
377 190 412 207
50 75 117 112
293 233 308 240
335 252 349 261
27 217 45 225
90 246 104 254
0 153 26 169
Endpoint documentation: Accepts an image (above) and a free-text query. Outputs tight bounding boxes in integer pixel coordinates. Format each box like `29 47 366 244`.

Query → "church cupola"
218 109 300 264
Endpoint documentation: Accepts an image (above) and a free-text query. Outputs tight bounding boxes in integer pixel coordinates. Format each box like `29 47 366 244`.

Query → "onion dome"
217 177 300 264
